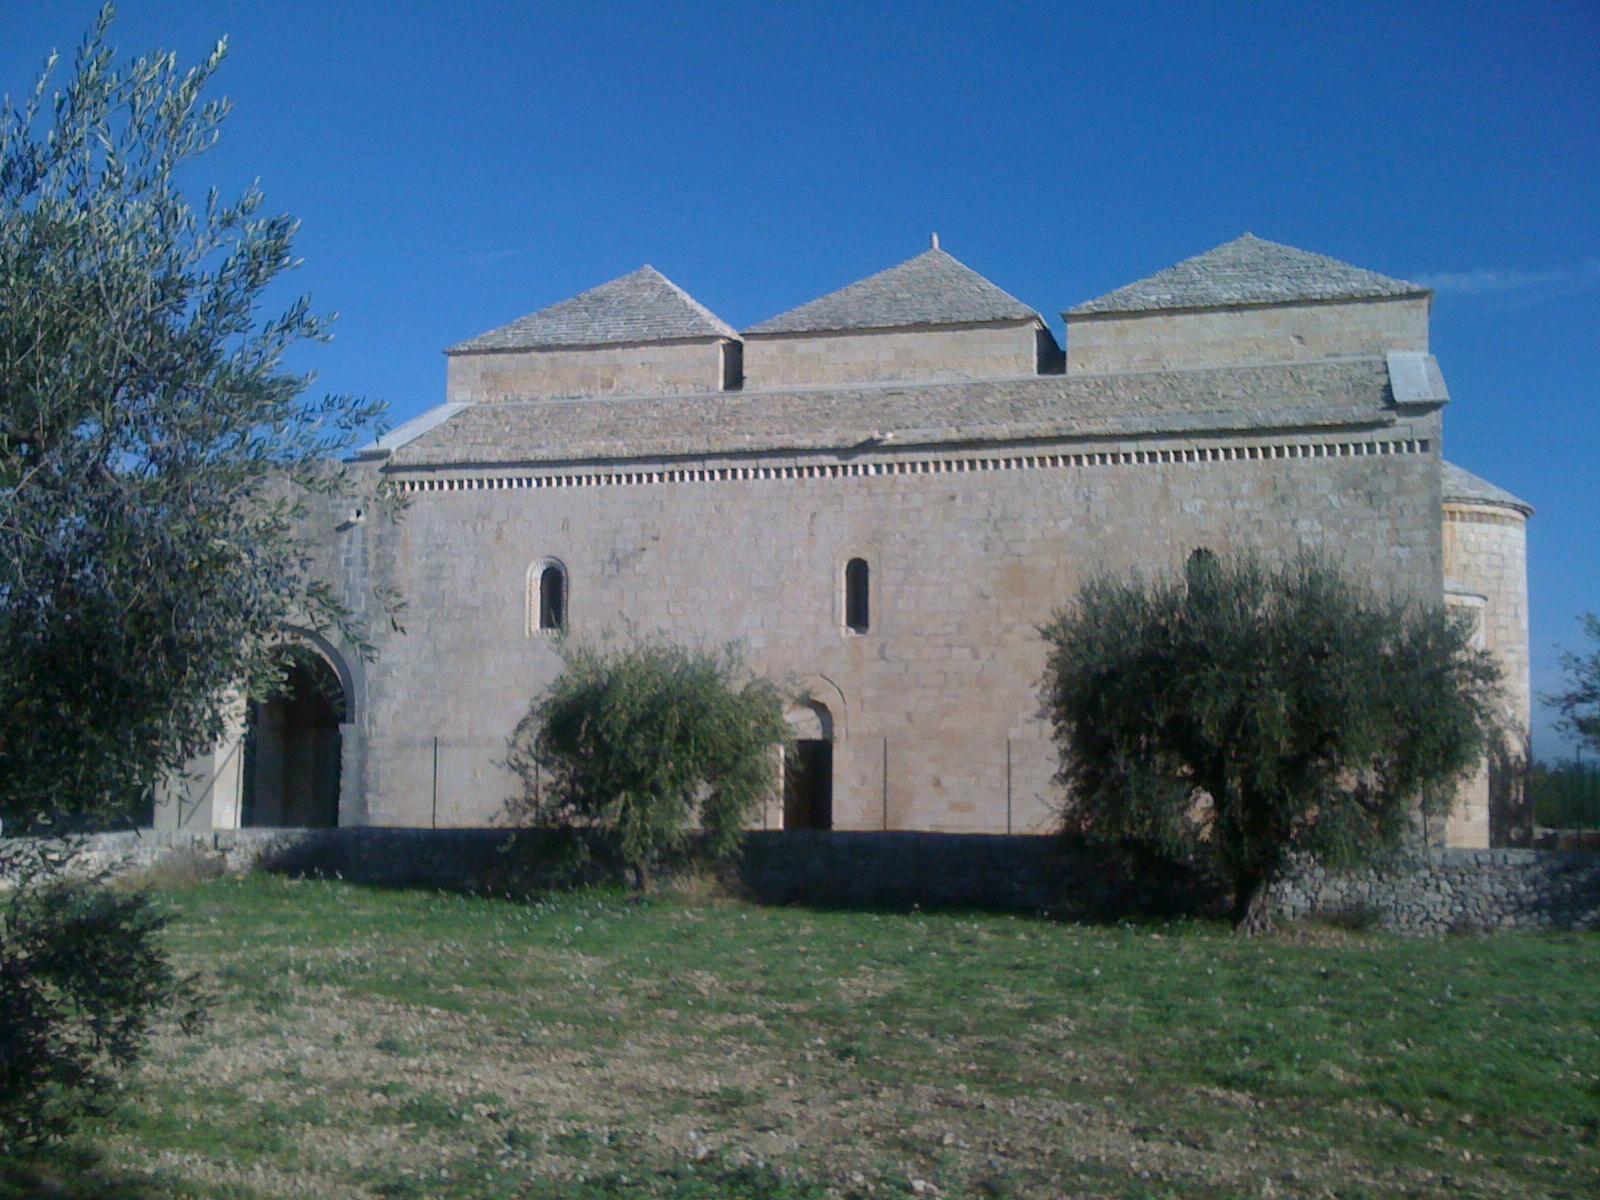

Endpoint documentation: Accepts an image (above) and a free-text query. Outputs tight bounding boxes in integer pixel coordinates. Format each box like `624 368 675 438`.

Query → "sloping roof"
1441 461 1533 515
1068 234 1429 316
448 266 737 353
387 358 1399 469
745 247 1039 335
354 402 471 458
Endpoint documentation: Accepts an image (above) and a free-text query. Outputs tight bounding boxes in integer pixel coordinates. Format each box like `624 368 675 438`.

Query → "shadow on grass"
0 1142 252 1200
250 826 1235 926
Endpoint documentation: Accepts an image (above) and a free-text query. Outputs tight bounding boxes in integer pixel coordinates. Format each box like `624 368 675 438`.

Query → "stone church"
154 234 1532 848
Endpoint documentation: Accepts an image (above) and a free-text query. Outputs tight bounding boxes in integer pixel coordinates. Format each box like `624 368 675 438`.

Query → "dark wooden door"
784 739 833 830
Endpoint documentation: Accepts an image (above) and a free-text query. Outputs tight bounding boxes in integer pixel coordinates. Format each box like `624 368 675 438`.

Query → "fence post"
882 738 889 831
1006 737 1013 835
431 736 439 829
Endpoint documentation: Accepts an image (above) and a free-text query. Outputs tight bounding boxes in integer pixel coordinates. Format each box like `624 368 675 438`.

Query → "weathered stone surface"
449 265 737 352
396 357 1402 467
1068 234 1428 315
147 235 1530 857
1268 848 1600 933
742 320 1044 390
746 247 1038 335
1065 296 1431 374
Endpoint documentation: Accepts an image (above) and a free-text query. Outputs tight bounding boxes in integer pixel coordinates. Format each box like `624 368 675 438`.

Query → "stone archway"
242 646 348 828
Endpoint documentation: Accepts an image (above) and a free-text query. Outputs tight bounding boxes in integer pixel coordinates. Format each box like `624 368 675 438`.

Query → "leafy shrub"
507 640 788 889
0 880 203 1149
1546 613 1600 754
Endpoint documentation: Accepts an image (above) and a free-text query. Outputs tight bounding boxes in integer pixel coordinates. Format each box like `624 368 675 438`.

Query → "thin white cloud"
1416 266 1565 294
467 246 539 266
1415 259 1600 307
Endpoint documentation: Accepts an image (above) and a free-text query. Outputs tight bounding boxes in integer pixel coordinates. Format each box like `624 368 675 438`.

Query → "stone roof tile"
1441 461 1533 515
745 247 1039 335
1068 234 1429 316
448 266 737 353
388 358 1398 468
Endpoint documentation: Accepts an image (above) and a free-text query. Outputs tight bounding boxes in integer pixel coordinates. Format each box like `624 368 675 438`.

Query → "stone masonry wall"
1269 849 1599 932
1065 296 1429 374
356 420 1442 833
446 339 729 402
742 321 1040 390
1442 503 1531 738
1442 501 1533 846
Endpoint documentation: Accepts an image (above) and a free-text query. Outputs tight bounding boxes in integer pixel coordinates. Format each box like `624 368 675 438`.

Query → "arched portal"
242 647 347 828
783 701 834 831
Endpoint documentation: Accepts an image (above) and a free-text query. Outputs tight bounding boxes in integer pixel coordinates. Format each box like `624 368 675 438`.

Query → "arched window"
528 559 567 635
844 558 870 634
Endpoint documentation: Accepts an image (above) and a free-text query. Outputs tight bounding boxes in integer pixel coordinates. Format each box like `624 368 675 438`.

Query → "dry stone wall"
1269 849 1600 932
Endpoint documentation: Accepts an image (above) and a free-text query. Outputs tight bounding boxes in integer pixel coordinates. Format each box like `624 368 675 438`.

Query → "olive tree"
1041 552 1500 932
507 640 789 889
1547 613 1600 754
0 7 384 833
0 8 380 1143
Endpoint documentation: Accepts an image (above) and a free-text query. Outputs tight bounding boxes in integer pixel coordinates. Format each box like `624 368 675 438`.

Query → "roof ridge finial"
931 232 940 250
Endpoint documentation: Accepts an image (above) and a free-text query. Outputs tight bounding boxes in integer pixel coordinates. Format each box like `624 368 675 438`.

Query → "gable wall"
446 339 729 402
742 321 1042 390
353 419 1443 833
1066 296 1430 374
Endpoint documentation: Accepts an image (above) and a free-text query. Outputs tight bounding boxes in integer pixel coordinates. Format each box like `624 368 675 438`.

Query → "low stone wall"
5 829 1597 933
1270 848 1600 932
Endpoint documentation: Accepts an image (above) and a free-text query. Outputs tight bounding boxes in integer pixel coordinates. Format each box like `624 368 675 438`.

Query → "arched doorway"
783 701 833 831
242 647 346 828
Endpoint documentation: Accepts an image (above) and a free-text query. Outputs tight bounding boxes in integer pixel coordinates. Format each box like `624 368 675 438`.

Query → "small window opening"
539 564 565 631
844 558 870 634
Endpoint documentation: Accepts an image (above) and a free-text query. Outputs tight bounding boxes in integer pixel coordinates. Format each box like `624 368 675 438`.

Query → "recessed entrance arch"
783 700 834 831
242 645 348 828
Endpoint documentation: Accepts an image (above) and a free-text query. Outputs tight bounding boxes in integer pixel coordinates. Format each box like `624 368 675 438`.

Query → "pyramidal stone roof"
745 246 1039 336
1068 234 1430 316
448 265 737 353
1441 461 1533 515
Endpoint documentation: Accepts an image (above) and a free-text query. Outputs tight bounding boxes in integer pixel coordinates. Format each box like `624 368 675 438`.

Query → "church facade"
154 235 1532 848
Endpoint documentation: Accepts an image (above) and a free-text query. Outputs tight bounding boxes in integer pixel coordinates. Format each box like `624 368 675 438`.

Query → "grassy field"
5 875 1596 1199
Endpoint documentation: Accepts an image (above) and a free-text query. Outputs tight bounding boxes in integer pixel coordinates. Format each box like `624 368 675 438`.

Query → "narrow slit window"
844 558 870 634
539 565 565 631
528 559 567 636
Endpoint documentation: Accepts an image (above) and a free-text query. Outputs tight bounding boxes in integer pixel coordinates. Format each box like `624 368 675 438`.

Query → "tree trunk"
1231 874 1274 936
632 861 651 893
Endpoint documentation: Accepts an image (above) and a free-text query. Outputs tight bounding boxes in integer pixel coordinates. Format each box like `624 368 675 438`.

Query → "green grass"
6 875 1596 1198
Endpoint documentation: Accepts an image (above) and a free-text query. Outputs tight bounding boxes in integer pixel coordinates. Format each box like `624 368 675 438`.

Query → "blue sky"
5 1 1597 757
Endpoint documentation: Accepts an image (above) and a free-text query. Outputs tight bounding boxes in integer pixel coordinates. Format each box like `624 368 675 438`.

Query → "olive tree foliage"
0 870 204 1150
0 6 385 834
1546 613 1600 754
0 9 377 1146
507 640 789 889
1041 552 1500 932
